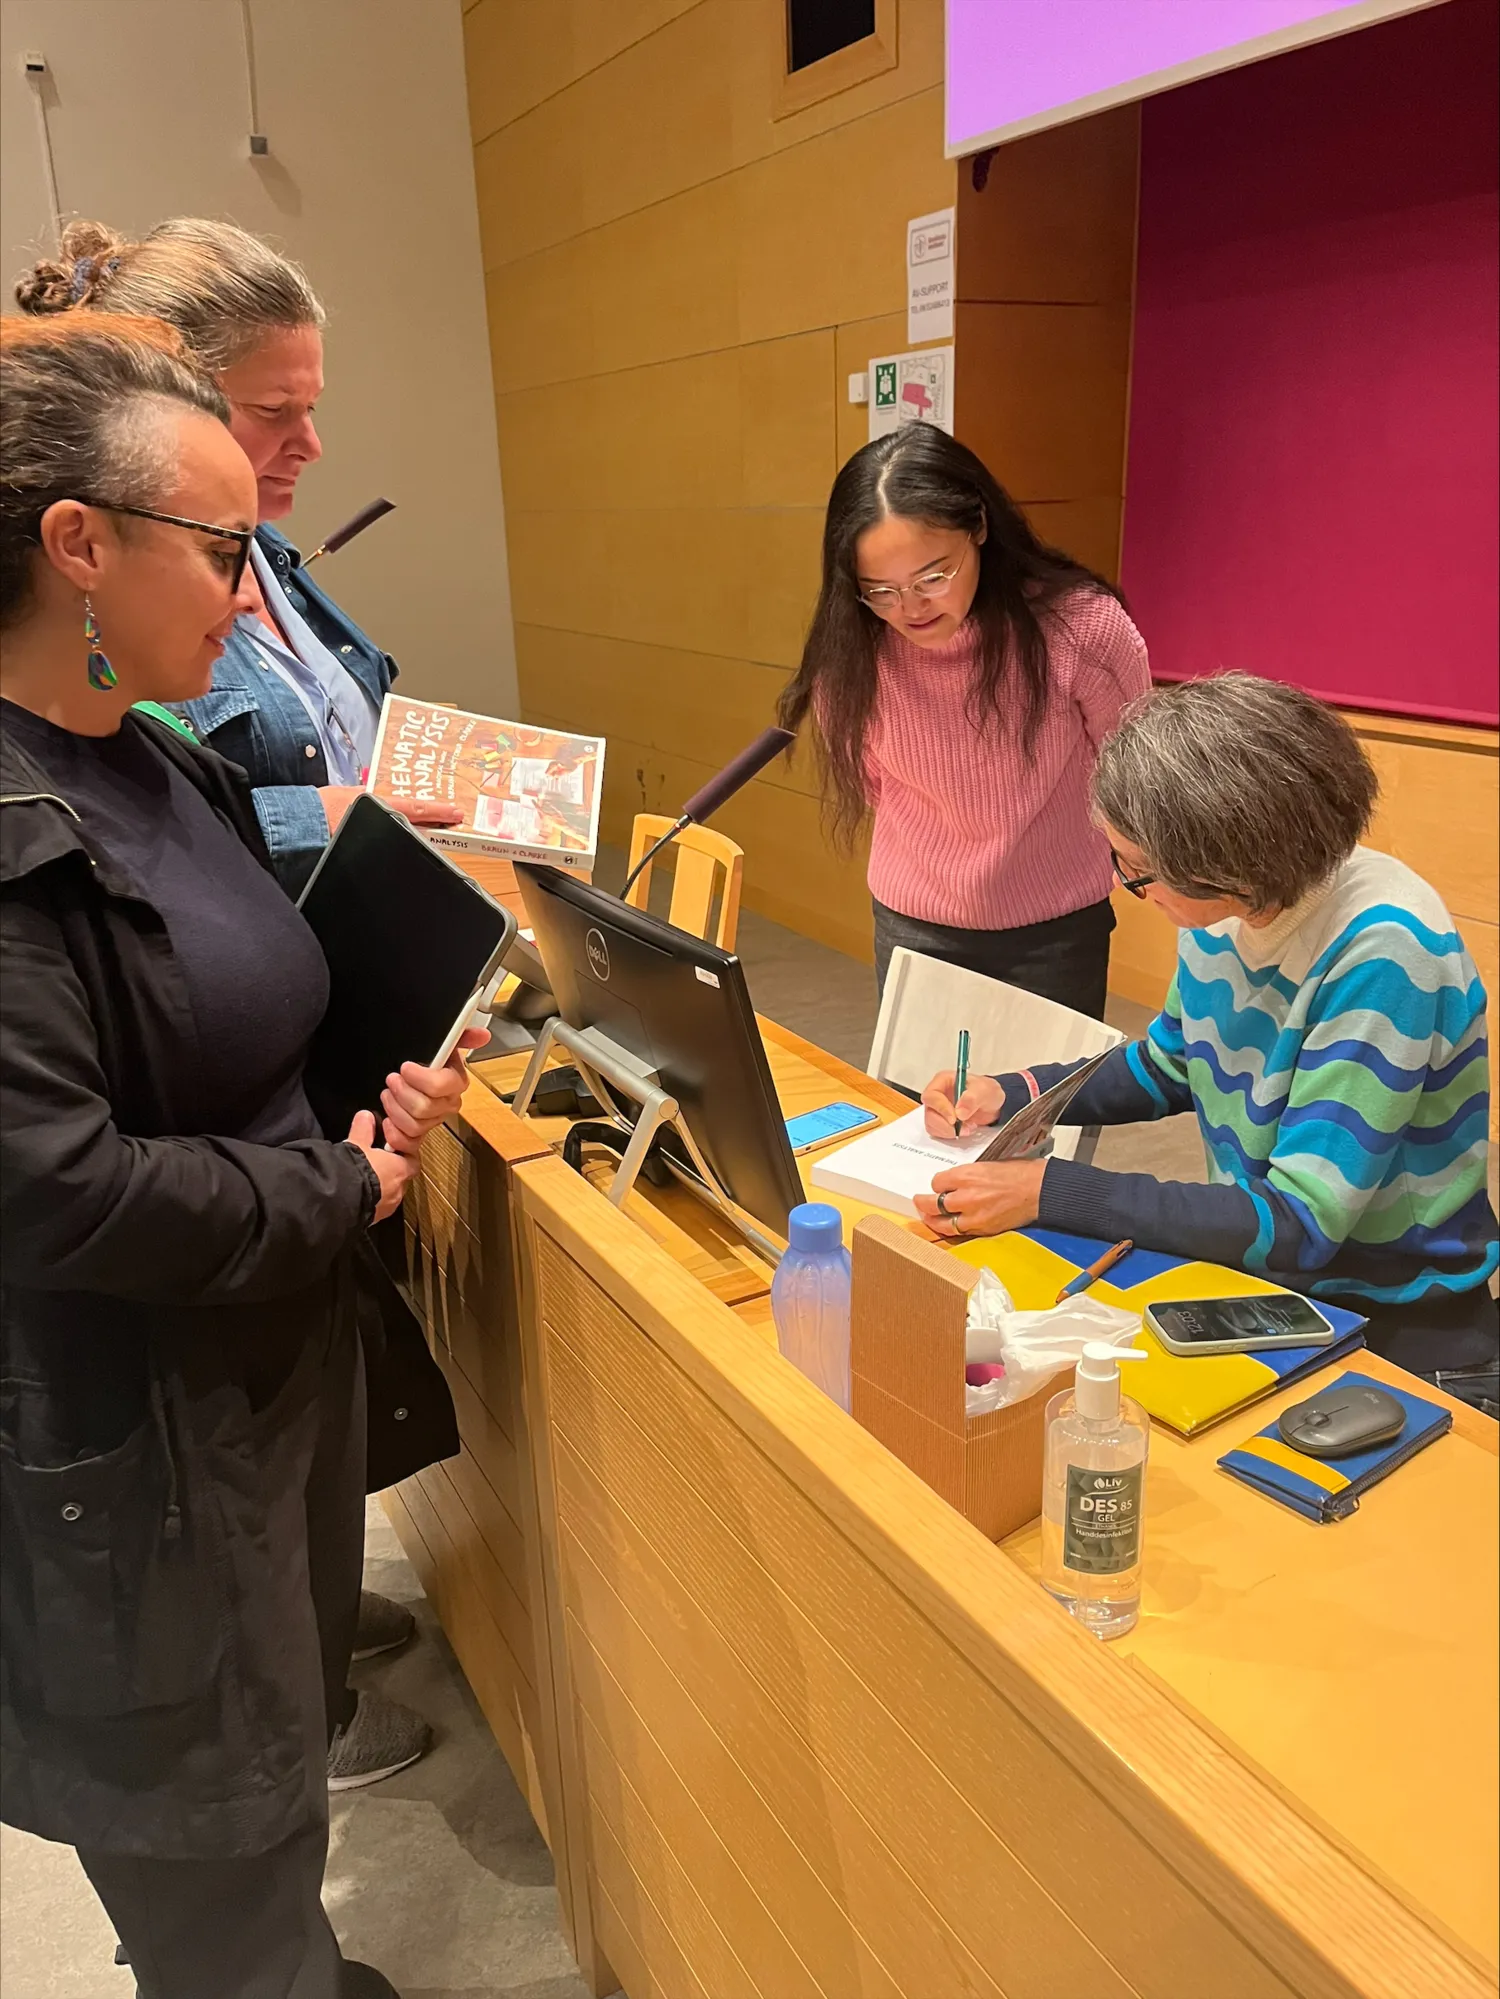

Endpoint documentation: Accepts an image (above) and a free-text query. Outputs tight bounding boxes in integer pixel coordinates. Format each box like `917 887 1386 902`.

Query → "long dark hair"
778 426 1123 849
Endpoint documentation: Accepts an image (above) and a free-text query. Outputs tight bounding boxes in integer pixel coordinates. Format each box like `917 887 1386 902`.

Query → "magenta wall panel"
1120 0 1498 724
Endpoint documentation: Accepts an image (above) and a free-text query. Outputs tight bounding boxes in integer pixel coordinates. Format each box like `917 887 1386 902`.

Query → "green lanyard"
131 702 198 744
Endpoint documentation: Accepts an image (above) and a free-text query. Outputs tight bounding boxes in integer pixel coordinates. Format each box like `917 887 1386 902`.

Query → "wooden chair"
867 946 1125 1165
623 814 744 951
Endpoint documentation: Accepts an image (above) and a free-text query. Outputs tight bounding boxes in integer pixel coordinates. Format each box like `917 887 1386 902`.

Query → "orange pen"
1055 1238 1133 1304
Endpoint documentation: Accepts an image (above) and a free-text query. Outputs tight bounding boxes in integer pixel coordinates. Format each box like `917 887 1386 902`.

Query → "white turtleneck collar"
1227 856 1350 970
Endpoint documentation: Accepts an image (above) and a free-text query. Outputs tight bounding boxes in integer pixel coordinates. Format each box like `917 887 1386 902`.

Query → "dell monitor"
514 862 804 1236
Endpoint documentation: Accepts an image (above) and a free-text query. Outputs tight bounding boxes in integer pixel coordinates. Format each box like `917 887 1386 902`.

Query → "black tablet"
297 794 515 1136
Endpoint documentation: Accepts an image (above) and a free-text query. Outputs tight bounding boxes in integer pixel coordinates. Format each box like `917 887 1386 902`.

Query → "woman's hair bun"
14 219 131 315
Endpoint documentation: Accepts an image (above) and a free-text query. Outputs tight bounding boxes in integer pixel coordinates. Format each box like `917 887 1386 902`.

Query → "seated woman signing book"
915 674 1499 1410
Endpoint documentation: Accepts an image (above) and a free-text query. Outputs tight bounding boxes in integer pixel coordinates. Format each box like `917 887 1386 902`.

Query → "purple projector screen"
945 0 1445 155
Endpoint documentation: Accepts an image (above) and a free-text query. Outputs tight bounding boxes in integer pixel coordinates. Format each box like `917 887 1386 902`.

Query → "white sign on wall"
906 206 955 343
868 346 955 442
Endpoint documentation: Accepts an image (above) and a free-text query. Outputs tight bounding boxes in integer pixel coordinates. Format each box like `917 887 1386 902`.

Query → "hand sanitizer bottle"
1040 1342 1149 1639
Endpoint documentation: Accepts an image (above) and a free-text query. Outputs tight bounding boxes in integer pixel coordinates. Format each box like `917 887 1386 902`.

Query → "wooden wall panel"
468 0 954 959
486 180 742 393
954 302 1133 503
733 91 952 344
514 629 802 797
1023 498 1125 582
729 0 947 160
1359 723 1499 928
494 335 835 515
957 106 1140 305
504 506 822 670
474 6 737 267
463 0 700 146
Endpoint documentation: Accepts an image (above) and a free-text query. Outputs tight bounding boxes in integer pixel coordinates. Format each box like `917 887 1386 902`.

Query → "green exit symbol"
874 361 897 409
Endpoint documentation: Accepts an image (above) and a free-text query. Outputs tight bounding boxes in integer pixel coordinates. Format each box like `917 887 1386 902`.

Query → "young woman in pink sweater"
780 427 1150 1018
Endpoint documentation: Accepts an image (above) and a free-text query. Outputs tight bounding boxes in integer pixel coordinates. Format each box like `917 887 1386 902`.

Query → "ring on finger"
936 1191 954 1217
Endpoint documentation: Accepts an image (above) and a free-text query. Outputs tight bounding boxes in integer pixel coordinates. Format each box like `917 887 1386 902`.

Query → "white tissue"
963 1266 1141 1414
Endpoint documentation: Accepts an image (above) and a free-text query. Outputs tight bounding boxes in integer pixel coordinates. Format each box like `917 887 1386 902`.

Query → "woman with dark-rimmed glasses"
0 314 475 1996
915 673 1498 1409
779 422 1151 1018
18 213 460 1793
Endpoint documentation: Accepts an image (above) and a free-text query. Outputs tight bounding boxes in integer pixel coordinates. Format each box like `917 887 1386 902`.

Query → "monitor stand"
511 1018 784 1266
481 932 560 1056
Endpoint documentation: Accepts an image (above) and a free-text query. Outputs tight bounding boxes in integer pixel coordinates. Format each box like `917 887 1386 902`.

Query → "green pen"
953 1028 971 1136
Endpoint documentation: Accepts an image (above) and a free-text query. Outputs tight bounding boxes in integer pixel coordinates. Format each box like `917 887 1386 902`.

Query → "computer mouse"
1278 1383 1407 1459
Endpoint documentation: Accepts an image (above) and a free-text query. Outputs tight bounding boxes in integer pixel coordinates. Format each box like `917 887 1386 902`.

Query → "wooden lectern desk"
387 1019 1498 1999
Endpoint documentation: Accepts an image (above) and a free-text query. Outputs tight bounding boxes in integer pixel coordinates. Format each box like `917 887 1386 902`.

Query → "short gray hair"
16 217 324 374
1092 673 1378 912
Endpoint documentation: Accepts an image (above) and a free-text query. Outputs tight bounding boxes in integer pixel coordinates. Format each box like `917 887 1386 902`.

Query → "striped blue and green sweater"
1013 849 1497 1363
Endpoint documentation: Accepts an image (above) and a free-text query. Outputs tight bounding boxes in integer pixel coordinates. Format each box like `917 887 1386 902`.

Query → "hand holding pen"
920 1049 1005 1140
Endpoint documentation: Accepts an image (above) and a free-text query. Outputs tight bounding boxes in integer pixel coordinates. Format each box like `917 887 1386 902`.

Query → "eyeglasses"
857 553 969 617
1111 849 1238 902
83 501 253 592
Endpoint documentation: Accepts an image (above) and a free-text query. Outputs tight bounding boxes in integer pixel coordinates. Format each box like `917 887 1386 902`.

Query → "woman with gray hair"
916 674 1497 1408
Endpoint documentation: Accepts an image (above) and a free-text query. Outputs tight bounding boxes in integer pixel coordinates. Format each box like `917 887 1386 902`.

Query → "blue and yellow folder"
948 1226 1366 1437
1218 1371 1452 1521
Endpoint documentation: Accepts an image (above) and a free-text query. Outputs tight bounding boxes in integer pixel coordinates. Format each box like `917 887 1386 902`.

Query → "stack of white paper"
809 1106 989 1218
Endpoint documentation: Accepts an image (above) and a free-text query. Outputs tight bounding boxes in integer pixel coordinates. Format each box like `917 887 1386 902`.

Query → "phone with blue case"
785 1101 880 1155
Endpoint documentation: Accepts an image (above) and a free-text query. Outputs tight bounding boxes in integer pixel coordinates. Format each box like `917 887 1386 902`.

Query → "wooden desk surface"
1007 1346 1499 1968
472 1015 1498 1976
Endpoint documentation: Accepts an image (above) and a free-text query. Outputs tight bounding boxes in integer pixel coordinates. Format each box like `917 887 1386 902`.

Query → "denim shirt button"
303 744 317 759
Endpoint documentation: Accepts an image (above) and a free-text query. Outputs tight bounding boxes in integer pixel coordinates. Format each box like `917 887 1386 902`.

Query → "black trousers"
872 895 1116 1022
77 1322 371 1999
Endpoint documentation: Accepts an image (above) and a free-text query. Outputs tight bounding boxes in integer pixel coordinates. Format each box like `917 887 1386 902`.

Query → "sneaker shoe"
327 1690 432 1791
352 1589 416 1662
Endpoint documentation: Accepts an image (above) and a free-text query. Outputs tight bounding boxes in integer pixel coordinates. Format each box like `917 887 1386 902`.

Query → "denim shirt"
172 525 397 895
244 540 380 785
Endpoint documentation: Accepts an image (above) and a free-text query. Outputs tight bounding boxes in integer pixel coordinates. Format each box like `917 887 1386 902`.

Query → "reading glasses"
1111 849 1239 902
857 558 966 616
80 501 253 592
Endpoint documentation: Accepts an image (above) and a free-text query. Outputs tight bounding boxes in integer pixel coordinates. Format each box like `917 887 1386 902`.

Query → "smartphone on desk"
785 1101 880 1155
1144 1292 1338 1357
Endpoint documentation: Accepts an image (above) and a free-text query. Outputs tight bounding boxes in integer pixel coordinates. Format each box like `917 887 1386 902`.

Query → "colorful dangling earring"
84 595 117 691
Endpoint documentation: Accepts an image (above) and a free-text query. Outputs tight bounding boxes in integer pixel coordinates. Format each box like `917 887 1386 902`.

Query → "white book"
809 1107 994 1218
809 1051 1115 1218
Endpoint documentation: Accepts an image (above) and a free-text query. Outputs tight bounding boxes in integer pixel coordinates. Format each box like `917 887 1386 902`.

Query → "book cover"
975 1050 1115 1162
365 698 604 872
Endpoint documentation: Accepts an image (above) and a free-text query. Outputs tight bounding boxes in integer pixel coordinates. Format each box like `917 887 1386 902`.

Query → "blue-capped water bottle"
771 1202 852 1411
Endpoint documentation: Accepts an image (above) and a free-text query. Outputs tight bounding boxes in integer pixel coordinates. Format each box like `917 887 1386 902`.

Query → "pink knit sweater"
863 591 1150 930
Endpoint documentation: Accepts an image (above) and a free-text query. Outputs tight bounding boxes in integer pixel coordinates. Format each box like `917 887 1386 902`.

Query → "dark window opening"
787 0 876 73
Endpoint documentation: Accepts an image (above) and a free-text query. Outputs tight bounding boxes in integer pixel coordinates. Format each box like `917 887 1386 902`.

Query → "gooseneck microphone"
619 725 796 900
302 496 396 565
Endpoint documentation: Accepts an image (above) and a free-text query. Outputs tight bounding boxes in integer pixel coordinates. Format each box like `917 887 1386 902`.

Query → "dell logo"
585 928 611 982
